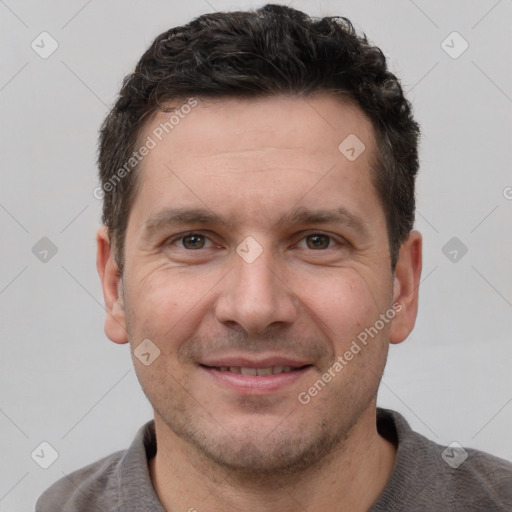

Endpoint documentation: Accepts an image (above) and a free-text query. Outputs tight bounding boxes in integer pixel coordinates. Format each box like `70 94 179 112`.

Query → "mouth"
201 364 310 375
199 362 314 394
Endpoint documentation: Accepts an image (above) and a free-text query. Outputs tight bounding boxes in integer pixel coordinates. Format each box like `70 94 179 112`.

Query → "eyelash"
165 231 344 251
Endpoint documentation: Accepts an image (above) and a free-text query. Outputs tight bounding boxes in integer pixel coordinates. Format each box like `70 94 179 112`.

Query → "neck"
149 404 396 512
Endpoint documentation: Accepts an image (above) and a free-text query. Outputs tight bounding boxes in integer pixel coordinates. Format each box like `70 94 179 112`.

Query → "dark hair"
98 3 419 271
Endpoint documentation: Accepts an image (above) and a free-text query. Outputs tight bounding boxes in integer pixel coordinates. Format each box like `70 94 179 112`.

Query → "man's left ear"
389 230 422 344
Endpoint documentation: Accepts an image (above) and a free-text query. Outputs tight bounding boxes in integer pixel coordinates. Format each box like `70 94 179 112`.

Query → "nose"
215 248 298 335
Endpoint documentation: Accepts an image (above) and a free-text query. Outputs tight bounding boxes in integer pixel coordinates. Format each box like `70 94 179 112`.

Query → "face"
98 94 421 475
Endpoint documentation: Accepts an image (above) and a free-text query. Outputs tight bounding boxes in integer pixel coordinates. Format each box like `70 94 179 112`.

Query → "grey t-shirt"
35 408 512 511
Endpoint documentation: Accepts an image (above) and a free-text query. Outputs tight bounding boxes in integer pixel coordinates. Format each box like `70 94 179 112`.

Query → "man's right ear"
96 226 128 344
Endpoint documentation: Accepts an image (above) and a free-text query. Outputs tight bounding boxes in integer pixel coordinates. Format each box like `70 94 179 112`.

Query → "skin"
97 94 422 511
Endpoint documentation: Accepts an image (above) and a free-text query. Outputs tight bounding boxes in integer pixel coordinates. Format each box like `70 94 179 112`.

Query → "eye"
171 232 214 250
298 233 337 250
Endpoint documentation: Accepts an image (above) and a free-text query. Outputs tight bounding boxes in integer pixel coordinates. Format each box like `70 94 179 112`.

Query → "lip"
199 364 313 394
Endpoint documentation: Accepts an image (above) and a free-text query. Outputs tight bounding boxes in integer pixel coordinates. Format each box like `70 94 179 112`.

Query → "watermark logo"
31 441 59 469
441 236 468 263
338 134 366 162
441 31 469 60
31 31 59 59
134 339 161 366
32 237 58 263
442 441 468 468
236 236 263 264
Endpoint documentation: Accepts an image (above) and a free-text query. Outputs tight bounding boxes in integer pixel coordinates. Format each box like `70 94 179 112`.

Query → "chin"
181 417 348 477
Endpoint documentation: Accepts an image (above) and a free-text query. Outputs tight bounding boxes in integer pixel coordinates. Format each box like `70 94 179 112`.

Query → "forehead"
141 94 374 164
130 94 381 229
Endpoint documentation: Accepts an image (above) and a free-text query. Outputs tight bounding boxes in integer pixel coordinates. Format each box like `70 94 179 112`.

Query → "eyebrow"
142 205 369 240
143 207 230 238
280 206 369 235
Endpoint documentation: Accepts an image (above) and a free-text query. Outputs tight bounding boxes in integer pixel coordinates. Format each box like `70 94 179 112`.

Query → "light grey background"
1 0 511 510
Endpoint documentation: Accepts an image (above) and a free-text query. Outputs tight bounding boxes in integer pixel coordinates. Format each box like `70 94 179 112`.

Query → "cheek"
124 267 221 348
295 268 387 348
123 271 212 398
296 270 392 405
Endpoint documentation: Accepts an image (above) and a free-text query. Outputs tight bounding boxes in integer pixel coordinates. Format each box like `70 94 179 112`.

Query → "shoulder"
443 447 512 509
35 449 125 512
374 408 512 511
35 420 157 512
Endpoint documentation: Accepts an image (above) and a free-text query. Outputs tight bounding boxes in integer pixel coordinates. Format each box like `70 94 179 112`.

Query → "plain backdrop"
1 1 511 510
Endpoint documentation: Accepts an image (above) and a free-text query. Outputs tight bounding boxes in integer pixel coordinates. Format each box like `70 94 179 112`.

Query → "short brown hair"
98 4 420 271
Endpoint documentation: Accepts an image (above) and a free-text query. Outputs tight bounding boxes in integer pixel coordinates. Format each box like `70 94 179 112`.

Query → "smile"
206 365 307 375
199 363 313 394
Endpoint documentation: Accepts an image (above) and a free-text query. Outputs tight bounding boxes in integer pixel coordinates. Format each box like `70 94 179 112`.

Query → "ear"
389 230 422 344
96 226 128 344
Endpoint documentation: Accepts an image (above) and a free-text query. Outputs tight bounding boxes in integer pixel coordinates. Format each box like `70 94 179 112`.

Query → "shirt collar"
116 419 165 511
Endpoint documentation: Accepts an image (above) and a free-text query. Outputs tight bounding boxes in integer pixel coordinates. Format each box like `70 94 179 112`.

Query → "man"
36 4 512 511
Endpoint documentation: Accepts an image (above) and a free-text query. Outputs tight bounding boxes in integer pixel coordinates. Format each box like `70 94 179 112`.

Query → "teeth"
240 367 257 376
256 367 273 376
216 365 299 375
